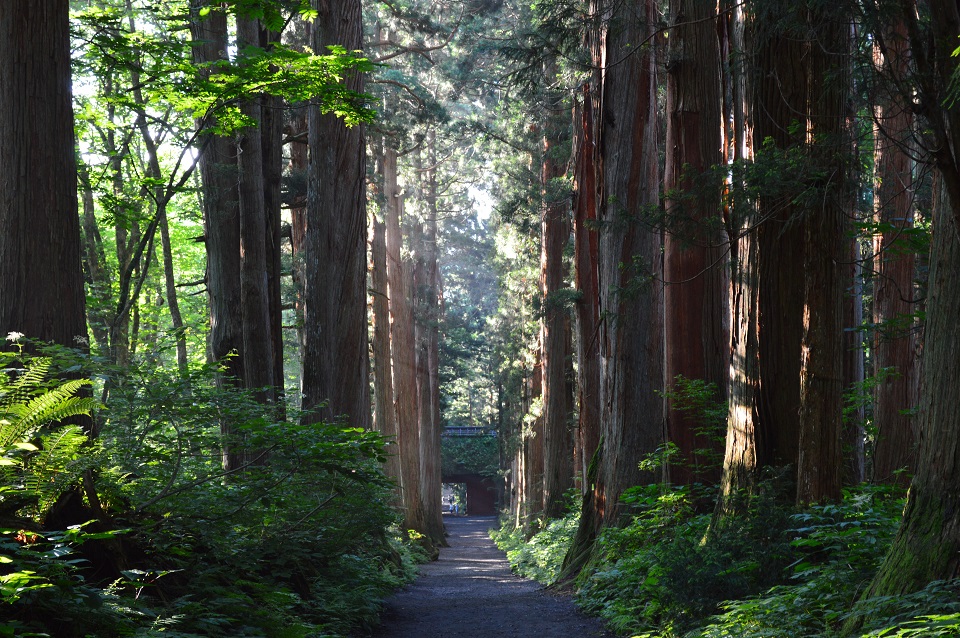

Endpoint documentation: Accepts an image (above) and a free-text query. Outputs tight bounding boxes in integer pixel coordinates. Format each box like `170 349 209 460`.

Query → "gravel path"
368 516 613 638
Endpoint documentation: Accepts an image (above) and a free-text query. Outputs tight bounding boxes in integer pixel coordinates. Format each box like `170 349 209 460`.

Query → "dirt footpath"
368 516 613 638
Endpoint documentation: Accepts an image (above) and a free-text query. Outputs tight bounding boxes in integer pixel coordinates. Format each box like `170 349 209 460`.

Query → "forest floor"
366 516 613 638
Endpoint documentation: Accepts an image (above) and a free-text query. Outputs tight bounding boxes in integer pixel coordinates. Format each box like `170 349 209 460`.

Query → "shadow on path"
367 516 612 638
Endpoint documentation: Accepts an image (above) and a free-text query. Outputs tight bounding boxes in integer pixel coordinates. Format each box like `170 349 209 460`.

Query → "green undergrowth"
495 480 960 637
0 344 426 637
491 509 580 585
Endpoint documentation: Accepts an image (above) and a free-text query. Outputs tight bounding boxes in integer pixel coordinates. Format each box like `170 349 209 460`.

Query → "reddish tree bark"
796 8 848 505
572 86 602 493
541 64 574 519
301 0 370 428
663 0 730 486
0 0 87 353
871 20 918 486
384 148 428 540
596 0 664 526
416 135 445 542
523 357 544 530
371 217 401 489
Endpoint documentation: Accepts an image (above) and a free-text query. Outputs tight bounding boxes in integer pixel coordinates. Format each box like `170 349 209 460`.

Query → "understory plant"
496 478 950 638
1 345 423 637
492 506 580 585
573 481 794 636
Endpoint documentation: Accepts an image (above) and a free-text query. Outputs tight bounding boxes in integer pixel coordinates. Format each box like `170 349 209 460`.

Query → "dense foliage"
441 436 499 478
0 342 423 637
495 482 960 637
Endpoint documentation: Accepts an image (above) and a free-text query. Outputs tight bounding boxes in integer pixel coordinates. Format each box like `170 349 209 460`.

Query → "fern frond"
0 358 52 406
32 425 91 518
0 381 94 445
38 425 88 462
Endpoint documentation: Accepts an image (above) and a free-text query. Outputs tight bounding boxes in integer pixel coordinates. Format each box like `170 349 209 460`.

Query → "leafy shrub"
442 435 499 478
492 509 580 585
0 346 422 637
91 359 417 636
853 579 960 637
693 485 906 638
574 482 794 637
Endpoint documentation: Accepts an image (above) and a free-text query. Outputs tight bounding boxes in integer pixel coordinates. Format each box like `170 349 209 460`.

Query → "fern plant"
0 351 99 520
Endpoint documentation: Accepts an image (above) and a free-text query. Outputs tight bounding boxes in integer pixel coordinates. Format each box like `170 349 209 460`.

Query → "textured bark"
572 86 602 492
871 20 918 486
237 16 276 412
0 1 87 351
417 137 445 543
524 359 545 530
561 0 616 578
596 0 664 525
260 27 285 411
861 177 960 598
795 9 848 505
717 214 760 510
301 0 370 427
384 148 427 538
190 2 243 383
752 5 806 479
663 0 729 486
541 68 574 519
720 0 849 505
854 0 960 603
371 218 401 488
717 0 759 511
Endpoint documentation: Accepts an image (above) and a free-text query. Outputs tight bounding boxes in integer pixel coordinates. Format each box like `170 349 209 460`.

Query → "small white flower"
5 332 24 343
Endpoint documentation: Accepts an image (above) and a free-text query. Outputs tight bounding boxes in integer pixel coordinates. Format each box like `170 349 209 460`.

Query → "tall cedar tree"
566 0 664 564
571 85 602 496
0 1 88 357
595 0 664 525
663 0 729 486
236 15 277 411
870 18 918 486
752 0 805 484
371 217 401 492
415 133 445 544
301 0 371 428
717 0 848 507
856 0 960 604
540 59 575 519
190 2 244 385
795 4 847 505
384 147 430 541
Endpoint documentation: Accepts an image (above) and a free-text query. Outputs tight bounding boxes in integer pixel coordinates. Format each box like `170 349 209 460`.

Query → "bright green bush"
492 509 580 585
